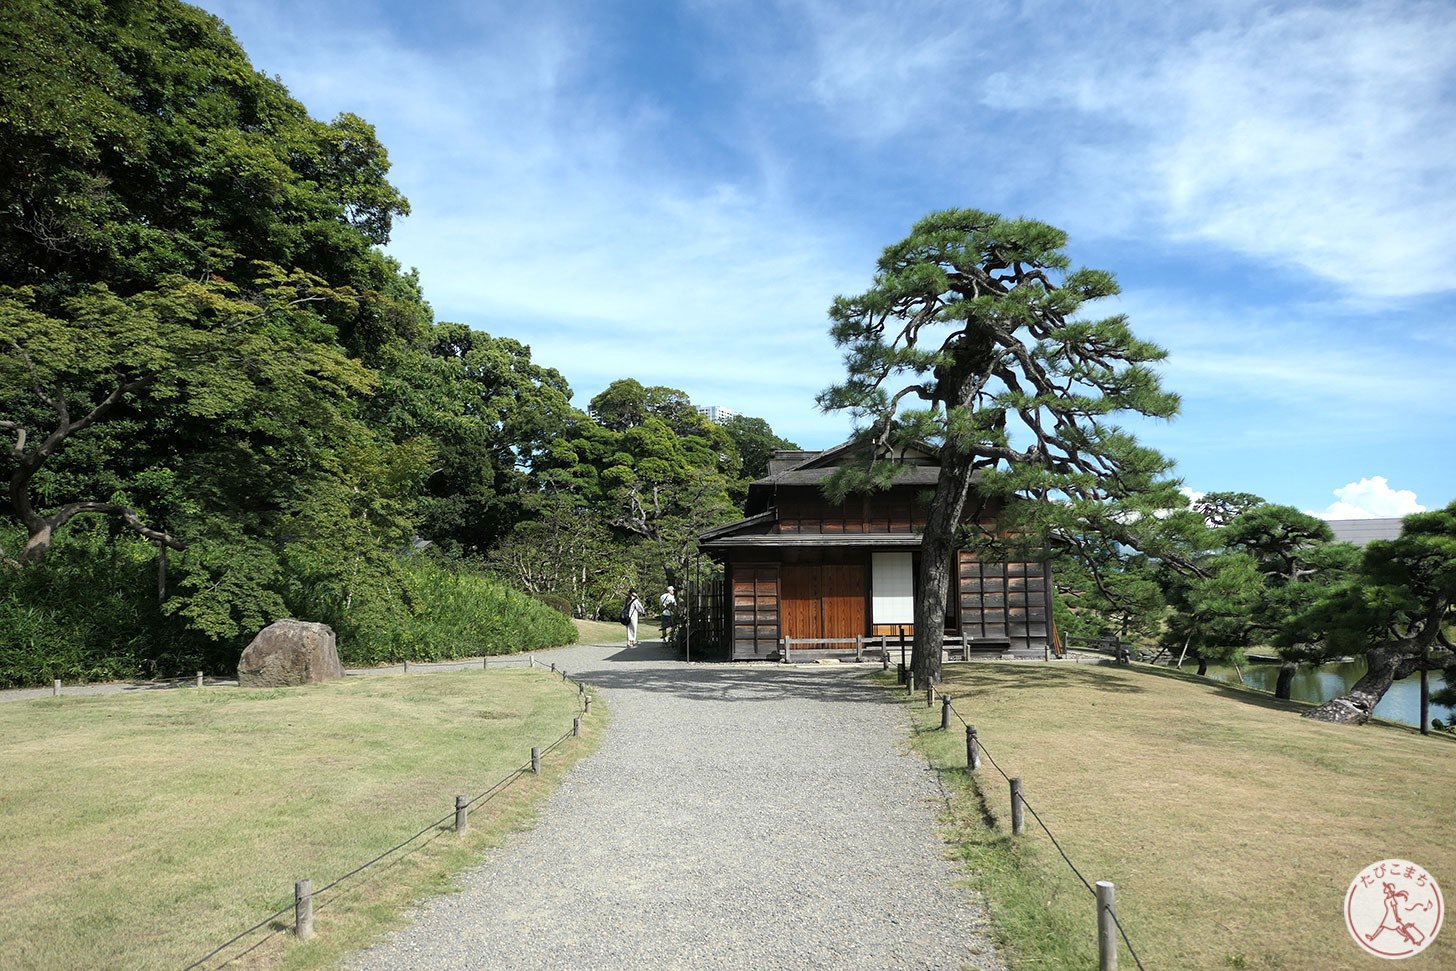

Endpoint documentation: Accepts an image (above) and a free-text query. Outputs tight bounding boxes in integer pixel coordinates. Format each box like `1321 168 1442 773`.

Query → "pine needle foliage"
819 209 1193 679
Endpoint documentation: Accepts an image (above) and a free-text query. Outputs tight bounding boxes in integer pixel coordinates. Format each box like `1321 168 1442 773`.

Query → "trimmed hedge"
0 534 576 686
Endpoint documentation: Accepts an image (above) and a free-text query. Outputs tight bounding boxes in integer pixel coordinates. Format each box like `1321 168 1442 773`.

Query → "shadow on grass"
1125 662 1315 716
943 662 1149 697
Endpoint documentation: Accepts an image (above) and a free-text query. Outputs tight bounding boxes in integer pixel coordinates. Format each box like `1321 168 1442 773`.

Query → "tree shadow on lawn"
1128 662 1316 717
944 662 1149 698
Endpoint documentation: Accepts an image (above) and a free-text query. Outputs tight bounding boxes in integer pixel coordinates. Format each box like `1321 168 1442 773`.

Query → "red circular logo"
1346 860 1443 959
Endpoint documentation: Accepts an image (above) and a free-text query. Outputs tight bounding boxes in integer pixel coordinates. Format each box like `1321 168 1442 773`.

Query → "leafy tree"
1158 551 1264 674
485 493 630 618
530 381 743 606
1297 503 1456 725
373 323 577 553
819 209 1182 683
721 414 798 482
0 0 433 656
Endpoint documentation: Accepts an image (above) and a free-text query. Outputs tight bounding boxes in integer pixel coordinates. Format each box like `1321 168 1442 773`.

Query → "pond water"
1195 658 1453 731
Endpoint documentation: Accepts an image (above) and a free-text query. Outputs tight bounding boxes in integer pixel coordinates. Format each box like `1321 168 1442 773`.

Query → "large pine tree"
819 209 1186 682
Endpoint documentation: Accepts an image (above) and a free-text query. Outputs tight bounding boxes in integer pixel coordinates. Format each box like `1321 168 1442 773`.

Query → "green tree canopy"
1297 503 1456 724
0 0 432 650
819 208 1184 681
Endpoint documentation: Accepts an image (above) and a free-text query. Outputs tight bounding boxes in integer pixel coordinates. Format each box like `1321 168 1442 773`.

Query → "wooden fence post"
941 696 951 731
1097 880 1118 970
906 669 915 694
295 879 314 940
53 679 60 697
455 795 468 834
550 662 556 673
966 725 980 771
1010 778 1024 835
483 657 488 669
573 716 581 738
531 746 541 775
403 659 409 674
585 694 593 715
926 683 935 708
196 671 203 688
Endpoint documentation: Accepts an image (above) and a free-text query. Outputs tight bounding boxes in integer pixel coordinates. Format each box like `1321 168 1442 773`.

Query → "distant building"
1326 518 1404 547
699 442 1052 661
697 405 736 424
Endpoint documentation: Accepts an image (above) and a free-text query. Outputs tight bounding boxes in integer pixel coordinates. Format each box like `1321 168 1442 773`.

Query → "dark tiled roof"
752 466 942 487
700 531 924 548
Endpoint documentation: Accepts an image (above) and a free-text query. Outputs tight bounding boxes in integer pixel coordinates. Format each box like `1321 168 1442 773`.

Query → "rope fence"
181 656 595 970
932 685 1148 971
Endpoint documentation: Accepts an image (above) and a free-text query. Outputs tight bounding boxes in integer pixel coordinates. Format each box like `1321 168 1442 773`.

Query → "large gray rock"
237 620 344 687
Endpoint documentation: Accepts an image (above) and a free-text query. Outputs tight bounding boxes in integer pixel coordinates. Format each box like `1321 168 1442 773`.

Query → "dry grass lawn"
908 661 1455 971
0 669 601 970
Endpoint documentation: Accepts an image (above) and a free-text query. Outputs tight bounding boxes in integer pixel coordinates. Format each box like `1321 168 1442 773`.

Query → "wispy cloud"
745 0 1456 301
204 0 865 444
194 0 1454 502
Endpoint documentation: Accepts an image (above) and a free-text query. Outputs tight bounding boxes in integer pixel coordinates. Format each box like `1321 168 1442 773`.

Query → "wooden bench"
943 636 1014 661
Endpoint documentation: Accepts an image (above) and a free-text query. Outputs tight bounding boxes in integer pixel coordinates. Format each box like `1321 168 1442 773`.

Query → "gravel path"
347 641 1003 971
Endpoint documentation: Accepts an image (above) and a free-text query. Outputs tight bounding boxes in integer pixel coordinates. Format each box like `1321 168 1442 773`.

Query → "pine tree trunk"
1302 646 1421 724
913 444 976 686
1274 661 1296 700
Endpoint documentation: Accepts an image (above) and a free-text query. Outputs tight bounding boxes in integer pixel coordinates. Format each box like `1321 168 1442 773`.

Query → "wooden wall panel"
780 564 821 640
731 565 780 658
821 565 867 641
958 553 1051 653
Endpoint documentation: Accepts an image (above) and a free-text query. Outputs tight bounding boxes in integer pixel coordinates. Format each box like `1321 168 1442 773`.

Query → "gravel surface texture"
347 641 1003 971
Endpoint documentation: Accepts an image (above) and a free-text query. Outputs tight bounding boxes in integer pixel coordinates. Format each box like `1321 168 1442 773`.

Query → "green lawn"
904 661 1456 971
0 669 601 970
572 616 661 644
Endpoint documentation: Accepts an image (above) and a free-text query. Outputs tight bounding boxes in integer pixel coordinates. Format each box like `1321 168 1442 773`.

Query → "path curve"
347 642 1003 971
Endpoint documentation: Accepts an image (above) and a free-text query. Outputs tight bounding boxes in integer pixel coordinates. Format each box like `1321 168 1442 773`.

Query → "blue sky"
197 0 1454 519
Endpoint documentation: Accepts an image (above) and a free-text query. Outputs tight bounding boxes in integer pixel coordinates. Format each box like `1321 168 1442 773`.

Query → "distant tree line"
0 0 792 684
1055 493 1455 727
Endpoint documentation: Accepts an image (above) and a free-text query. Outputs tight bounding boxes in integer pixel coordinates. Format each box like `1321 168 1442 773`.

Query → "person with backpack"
621 589 646 647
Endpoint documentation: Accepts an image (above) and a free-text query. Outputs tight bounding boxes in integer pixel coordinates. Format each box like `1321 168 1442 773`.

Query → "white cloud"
1312 477 1425 519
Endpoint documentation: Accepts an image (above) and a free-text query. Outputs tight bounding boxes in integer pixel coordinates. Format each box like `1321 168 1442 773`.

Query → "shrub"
0 529 225 687
337 557 578 666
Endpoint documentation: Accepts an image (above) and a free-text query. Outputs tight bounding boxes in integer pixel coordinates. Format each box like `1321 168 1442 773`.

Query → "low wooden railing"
780 633 1018 664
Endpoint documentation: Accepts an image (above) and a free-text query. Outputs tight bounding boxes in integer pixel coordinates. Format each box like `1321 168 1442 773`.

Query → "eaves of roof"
700 532 924 549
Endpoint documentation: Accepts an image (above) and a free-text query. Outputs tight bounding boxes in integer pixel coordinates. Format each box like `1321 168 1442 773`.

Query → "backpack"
619 599 632 626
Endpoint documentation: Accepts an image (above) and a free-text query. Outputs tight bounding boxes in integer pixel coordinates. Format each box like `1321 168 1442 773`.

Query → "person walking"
624 589 646 647
658 585 677 640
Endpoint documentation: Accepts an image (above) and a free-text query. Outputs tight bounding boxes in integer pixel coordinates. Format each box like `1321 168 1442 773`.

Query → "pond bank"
1189 657 1452 730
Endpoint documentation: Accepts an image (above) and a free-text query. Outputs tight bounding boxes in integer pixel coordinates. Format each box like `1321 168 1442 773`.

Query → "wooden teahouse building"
698 443 1054 661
